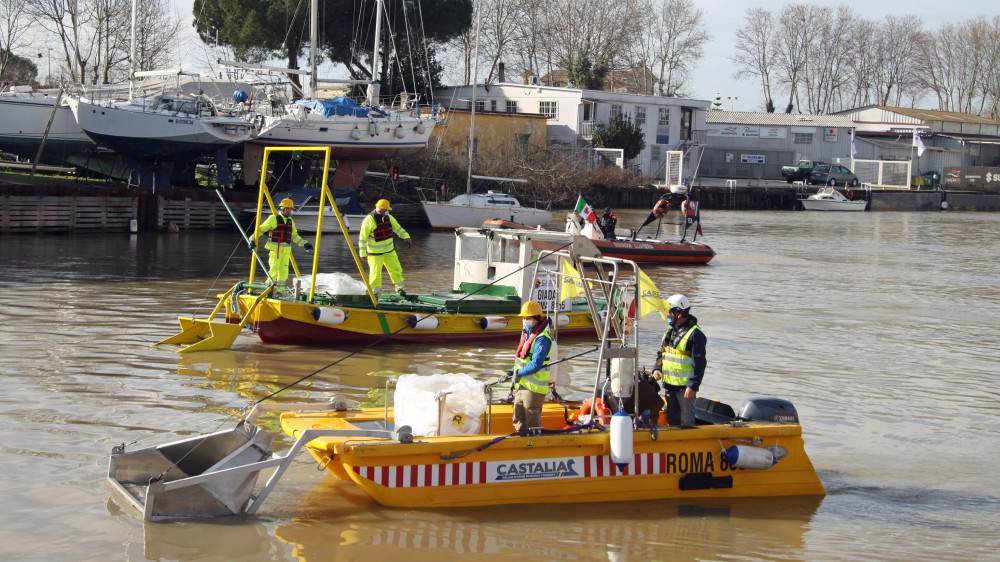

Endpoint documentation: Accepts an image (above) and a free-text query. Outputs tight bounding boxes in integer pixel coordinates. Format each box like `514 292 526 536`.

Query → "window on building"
539 101 558 119
610 104 623 120
475 100 486 112
656 108 670 144
658 107 670 127
650 145 663 166
490 99 497 112
635 106 646 128
680 107 693 140
793 132 814 144
506 100 518 113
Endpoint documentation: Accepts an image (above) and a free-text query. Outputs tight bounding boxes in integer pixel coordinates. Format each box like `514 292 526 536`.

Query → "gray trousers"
513 389 546 434
664 384 696 427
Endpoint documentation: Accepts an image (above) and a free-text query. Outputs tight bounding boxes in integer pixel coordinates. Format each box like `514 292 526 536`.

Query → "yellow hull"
230 294 598 345
280 405 825 508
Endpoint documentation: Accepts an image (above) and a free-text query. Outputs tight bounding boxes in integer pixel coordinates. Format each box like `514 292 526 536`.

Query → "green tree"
591 113 645 161
194 0 472 100
564 49 609 89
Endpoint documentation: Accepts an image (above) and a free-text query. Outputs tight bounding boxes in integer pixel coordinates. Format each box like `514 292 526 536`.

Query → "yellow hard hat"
519 301 543 317
376 199 392 211
279 198 295 209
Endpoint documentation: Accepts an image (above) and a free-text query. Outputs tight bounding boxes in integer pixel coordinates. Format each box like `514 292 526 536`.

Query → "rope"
241 239 576 414
440 419 600 460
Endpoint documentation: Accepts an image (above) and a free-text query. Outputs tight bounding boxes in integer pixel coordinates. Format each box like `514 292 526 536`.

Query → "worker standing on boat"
650 294 707 428
358 199 411 294
503 301 554 434
252 197 312 294
633 194 673 238
680 191 701 243
598 207 618 239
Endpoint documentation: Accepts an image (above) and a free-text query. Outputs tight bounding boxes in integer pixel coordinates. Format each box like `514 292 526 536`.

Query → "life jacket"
658 323 702 387
372 212 394 242
514 322 552 394
269 215 295 245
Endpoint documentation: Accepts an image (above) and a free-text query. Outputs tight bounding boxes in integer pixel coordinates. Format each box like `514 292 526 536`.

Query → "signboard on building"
824 127 838 142
708 125 787 139
942 167 1000 193
741 154 765 164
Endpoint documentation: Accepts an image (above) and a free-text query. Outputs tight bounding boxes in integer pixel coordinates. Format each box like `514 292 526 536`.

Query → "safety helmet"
604 207 612 212
279 198 295 210
666 294 690 312
375 199 392 211
519 301 543 317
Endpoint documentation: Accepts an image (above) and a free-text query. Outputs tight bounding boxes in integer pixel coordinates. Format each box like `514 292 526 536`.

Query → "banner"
638 269 670 320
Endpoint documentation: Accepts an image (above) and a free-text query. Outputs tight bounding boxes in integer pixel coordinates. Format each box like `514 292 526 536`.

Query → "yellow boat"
158 146 606 352
113 248 823 522
278 399 824 508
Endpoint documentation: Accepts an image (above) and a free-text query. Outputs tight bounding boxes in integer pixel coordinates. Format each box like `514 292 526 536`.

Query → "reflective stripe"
269 216 294 244
514 326 552 394
659 324 701 386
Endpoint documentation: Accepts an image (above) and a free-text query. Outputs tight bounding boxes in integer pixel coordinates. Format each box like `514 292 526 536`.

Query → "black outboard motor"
735 397 800 424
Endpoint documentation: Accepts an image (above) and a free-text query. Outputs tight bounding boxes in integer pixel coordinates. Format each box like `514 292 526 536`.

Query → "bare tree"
25 0 179 86
915 19 988 113
646 0 708 97
774 4 818 113
478 0 524 84
0 0 32 81
731 7 778 112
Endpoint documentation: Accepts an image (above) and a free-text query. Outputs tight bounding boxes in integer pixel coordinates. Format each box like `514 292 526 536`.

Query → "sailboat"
418 8 551 229
226 0 436 190
66 0 253 188
0 86 97 168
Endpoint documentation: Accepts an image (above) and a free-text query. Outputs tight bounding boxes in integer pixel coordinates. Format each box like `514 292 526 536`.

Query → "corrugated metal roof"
871 106 1000 125
706 110 855 127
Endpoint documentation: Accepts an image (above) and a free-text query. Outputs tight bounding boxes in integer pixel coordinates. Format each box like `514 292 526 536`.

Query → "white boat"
242 188 365 234
230 0 436 161
0 85 96 166
421 181 553 228
800 187 868 211
67 75 253 162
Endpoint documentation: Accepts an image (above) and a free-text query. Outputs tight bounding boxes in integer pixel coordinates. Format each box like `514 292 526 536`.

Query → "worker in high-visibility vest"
501 301 554 434
650 294 707 427
358 199 411 294
251 197 312 295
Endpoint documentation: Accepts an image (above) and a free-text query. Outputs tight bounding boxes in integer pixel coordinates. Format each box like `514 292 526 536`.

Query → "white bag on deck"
394 373 487 436
294 272 367 295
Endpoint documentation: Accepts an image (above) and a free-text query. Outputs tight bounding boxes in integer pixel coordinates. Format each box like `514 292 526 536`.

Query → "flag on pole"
850 128 858 159
559 259 584 299
574 195 597 224
913 130 926 157
638 269 671 320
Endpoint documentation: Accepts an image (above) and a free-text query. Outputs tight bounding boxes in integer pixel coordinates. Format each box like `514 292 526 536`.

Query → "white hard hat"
669 184 688 194
667 294 690 312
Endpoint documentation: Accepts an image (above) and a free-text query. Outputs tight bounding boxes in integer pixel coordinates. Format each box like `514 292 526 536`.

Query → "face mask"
666 315 675 327
522 319 537 331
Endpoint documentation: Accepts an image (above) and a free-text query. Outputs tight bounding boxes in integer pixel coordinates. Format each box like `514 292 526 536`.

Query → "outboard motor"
735 397 800 424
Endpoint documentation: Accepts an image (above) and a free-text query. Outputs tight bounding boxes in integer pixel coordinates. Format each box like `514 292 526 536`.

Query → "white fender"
350 126 362 140
610 412 633 471
477 316 508 330
407 314 439 330
311 307 346 325
394 125 406 139
725 445 776 470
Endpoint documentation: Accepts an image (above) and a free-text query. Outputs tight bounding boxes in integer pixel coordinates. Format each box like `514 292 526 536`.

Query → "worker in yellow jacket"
251 197 312 294
358 199 411 294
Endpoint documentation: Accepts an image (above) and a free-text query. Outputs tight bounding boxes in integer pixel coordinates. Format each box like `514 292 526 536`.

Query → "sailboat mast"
129 0 137 100
366 0 384 106
466 0 483 195
309 0 318 97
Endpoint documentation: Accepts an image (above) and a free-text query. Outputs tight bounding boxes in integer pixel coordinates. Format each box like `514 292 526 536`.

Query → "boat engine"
735 397 800 424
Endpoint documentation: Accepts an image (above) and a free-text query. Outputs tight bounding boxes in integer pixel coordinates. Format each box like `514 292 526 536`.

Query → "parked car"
809 164 859 187
781 159 826 183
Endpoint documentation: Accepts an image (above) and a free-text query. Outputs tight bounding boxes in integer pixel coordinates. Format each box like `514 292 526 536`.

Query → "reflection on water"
2 211 1000 560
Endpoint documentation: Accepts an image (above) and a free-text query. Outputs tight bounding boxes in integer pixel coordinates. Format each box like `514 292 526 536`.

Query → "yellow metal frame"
157 146 376 353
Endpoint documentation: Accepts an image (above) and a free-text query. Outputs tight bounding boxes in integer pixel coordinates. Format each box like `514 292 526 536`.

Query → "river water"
0 210 997 561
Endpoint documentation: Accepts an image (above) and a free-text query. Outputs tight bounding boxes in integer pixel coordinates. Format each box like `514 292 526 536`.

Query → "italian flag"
575 195 597 224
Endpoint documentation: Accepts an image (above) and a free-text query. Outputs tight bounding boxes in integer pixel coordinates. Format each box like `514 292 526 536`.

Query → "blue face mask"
523 319 537 331
666 315 675 327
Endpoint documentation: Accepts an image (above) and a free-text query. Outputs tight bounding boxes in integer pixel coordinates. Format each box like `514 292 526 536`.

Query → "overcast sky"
171 0 994 110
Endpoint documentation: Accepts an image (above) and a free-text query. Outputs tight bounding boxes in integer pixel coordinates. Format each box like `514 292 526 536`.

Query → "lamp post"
728 96 738 111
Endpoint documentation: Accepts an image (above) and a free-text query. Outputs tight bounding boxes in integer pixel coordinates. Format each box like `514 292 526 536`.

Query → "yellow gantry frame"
157 146 376 353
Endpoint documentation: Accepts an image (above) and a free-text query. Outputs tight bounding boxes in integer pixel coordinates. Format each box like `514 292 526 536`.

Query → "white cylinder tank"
311 307 346 325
